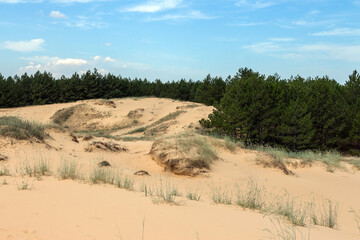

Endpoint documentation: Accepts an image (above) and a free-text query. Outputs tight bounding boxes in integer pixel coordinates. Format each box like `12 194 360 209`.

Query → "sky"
0 0 359 83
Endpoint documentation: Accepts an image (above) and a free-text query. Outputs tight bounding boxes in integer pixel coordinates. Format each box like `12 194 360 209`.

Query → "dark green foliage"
201 68 359 152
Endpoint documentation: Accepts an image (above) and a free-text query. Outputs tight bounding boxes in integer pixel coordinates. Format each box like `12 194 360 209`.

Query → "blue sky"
0 0 359 83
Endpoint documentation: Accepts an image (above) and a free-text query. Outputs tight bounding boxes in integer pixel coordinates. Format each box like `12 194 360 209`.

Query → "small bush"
0 116 46 141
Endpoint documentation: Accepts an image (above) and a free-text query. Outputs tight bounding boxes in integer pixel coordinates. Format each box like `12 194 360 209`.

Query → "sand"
0 97 360 240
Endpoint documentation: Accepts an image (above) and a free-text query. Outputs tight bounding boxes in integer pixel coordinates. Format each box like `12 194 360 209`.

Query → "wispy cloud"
312 28 360 36
64 16 106 29
269 37 294 42
51 0 101 3
0 0 42 3
229 21 267 27
50 10 66 19
235 0 276 9
244 41 285 54
125 0 183 13
244 41 360 62
146 10 212 21
2 39 44 52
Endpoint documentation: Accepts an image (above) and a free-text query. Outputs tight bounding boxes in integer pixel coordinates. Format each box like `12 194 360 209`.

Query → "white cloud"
235 0 276 9
50 10 66 19
18 55 151 78
105 43 111 46
2 38 44 52
312 28 360 36
125 0 183 13
55 58 87 65
104 56 115 62
93 56 101 61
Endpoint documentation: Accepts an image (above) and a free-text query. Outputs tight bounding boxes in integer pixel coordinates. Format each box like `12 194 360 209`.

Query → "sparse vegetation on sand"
145 178 182 204
211 180 341 229
309 200 339 229
264 216 311 240
350 209 360 231
0 116 46 141
0 166 11 176
17 159 51 177
150 135 218 175
17 179 31 190
127 110 185 135
57 160 81 180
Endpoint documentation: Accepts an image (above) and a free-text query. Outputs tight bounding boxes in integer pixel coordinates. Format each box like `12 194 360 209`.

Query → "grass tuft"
310 200 339 229
186 192 201 201
0 166 11 176
0 116 46 141
236 180 267 211
211 185 232 205
57 160 80 180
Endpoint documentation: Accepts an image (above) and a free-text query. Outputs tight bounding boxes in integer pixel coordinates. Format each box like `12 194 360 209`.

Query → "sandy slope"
0 97 360 240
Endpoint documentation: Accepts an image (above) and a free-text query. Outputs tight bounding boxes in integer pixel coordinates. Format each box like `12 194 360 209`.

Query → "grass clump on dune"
127 110 185 135
176 136 218 169
57 160 80 180
0 166 11 176
0 116 46 141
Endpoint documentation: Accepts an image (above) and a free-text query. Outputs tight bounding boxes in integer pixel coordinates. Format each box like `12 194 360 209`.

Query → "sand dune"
0 97 360 240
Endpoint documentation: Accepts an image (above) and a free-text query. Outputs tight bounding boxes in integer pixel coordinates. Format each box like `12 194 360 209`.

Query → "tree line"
0 68 359 154
0 70 225 108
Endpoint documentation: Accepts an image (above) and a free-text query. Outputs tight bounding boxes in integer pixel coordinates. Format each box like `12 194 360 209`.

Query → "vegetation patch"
255 152 294 175
0 116 46 141
57 160 80 180
127 108 144 119
85 141 128 152
0 166 11 176
127 110 185 135
94 99 116 108
51 104 107 130
150 135 217 176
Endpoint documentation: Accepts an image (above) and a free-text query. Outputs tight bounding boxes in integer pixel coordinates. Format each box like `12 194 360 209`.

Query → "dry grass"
175 136 218 169
127 110 185 135
57 160 81 180
0 116 46 141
